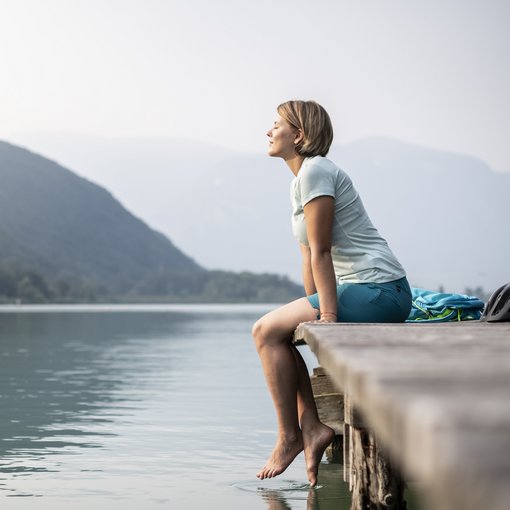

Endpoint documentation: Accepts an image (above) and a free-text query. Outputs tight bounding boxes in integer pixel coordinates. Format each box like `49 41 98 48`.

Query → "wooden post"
345 394 406 509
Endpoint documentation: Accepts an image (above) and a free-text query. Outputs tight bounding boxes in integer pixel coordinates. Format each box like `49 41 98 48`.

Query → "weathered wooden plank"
343 422 351 484
314 393 344 434
310 366 344 462
344 393 364 427
311 366 339 394
294 322 510 510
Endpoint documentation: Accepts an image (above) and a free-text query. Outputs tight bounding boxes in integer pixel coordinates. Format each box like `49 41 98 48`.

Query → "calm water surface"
0 305 352 509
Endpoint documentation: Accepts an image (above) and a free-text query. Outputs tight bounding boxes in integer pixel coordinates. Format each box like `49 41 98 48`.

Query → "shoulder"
296 157 338 205
298 156 337 183
300 156 336 175
304 156 354 187
298 156 348 187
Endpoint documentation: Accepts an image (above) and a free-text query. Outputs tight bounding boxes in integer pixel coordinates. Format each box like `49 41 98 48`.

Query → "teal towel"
406 288 485 322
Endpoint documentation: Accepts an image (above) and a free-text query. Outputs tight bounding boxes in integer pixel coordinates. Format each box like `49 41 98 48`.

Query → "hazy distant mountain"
7 134 294 277
8 133 510 293
0 140 303 302
329 138 510 292
0 140 202 295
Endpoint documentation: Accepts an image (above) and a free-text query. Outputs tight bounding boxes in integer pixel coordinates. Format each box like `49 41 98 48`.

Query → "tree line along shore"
0 266 304 304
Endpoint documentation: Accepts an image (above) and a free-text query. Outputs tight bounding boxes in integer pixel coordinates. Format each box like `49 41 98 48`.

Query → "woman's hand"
300 312 337 325
313 312 337 323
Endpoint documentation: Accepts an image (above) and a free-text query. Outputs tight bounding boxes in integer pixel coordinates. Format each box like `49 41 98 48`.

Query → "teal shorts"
307 277 412 323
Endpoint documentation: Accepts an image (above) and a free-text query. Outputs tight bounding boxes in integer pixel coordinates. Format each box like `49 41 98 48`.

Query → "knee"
251 317 273 352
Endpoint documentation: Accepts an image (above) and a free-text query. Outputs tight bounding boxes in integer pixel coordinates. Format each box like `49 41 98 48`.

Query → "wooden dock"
294 321 510 510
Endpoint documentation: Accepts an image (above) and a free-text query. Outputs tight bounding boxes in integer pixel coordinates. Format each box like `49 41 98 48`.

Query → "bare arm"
303 195 338 321
299 243 316 296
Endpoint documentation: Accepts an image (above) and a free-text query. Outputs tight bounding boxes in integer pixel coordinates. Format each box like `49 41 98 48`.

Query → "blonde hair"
277 100 333 157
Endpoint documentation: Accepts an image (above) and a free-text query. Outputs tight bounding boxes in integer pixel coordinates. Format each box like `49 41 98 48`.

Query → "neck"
284 153 305 176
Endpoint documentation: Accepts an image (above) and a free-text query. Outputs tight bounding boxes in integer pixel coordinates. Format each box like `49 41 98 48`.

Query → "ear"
294 128 304 146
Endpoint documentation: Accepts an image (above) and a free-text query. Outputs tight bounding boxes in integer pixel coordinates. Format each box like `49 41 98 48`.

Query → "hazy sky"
1 0 509 171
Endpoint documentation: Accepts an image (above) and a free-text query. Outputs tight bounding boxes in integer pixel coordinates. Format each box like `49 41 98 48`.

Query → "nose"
266 128 272 138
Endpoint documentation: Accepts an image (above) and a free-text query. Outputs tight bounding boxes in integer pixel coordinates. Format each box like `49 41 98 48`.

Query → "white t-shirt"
290 156 406 284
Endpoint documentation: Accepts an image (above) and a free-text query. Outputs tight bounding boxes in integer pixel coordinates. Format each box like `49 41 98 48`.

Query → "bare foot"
256 433 304 480
303 423 335 487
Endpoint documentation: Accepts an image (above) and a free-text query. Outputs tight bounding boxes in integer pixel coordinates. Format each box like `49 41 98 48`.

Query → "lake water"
0 304 352 509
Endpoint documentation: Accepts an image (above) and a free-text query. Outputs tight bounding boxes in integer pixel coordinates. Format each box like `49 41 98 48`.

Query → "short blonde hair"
277 100 333 157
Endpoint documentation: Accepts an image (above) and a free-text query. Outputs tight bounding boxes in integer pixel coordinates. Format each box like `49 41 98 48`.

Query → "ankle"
299 410 321 429
303 420 334 439
277 430 302 444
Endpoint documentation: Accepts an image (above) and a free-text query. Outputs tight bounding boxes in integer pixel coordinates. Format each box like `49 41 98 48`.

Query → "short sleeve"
298 161 336 206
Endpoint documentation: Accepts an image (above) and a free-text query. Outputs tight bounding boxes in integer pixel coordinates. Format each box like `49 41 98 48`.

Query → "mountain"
0 140 202 295
5 135 295 278
0 140 302 302
6 133 510 294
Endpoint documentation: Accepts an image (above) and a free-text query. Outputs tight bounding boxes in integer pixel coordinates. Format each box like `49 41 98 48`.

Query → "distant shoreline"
0 302 279 313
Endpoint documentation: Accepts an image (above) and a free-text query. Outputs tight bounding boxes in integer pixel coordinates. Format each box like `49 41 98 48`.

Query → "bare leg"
291 345 335 487
252 298 333 485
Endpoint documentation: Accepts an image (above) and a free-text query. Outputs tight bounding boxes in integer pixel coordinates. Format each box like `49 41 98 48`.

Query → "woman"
252 100 411 487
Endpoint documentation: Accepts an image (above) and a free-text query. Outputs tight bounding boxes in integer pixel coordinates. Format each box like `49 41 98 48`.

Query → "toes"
268 467 279 479
257 467 267 479
269 467 282 478
257 464 282 481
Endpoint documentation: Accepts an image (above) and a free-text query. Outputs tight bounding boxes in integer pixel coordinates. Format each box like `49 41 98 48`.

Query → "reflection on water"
0 305 349 509
234 463 351 509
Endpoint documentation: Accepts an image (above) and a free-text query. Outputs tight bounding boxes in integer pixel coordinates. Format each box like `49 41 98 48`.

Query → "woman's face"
266 115 300 159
